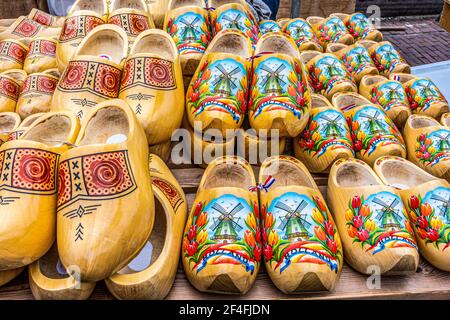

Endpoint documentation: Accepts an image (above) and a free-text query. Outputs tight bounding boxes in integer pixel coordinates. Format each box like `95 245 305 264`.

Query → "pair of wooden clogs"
282 18 322 52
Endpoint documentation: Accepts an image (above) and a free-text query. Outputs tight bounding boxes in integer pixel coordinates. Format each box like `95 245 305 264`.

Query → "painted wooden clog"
328 157 419 275
282 18 322 52
164 0 211 76
106 154 187 299
403 114 450 181
259 20 281 35
294 94 354 173
0 17 61 42
23 37 58 74
0 268 24 287
332 12 383 42
7 113 45 141
28 9 65 27
119 29 184 145
249 32 311 137
146 0 170 28
441 113 450 127
332 92 406 166
0 70 26 113
182 156 260 294
359 75 411 128
364 41 410 76
236 128 286 165
300 51 357 100
259 155 343 292
306 16 354 50
1 69 27 85
390 73 449 120
29 244 96 300
0 112 21 145
186 29 252 134
52 24 128 120
0 39 28 72
373 156 450 271
57 99 154 282
0 111 80 271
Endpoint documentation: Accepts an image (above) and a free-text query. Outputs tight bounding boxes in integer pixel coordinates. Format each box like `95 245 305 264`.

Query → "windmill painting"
354 106 390 135
425 187 450 223
376 44 401 62
217 9 249 33
431 130 450 153
259 21 281 34
315 56 347 80
286 20 314 40
367 192 405 231
317 110 347 138
209 58 245 97
255 58 290 95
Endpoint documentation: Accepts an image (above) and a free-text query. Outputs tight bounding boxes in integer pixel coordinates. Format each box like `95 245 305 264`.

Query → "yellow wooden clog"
0 16 61 42
364 41 410 76
105 154 187 299
328 157 419 275
236 128 286 165
441 113 450 127
0 268 24 288
0 70 26 113
23 37 58 74
149 140 172 162
282 18 322 52
7 113 45 141
52 24 128 120
28 8 65 27
0 39 28 73
119 29 184 145
57 99 154 282
259 20 281 35
0 111 80 271
0 112 21 145
331 12 383 42
373 156 450 271
294 94 354 173
182 156 260 294
306 16 354 50
259 155 343 293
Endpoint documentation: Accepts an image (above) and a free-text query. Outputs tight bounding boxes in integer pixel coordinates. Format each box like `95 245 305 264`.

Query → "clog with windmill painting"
164 0 211 76
8 113 45 141
332 92 406 166
259 155 343 293
259 20 281 35
186 29 252 134
403 114 450 182
249 32 311 138
52 24 128 120
359 75 411 128
441 113 450 127
57 0 109 73
282 18 322 52
119 29 184 146
0 111 80 271
364 41 410 76
28 8 65 27
0 69 27 113
0 112 21 145
0 39 28 73
294 94 354 173
300 51 357 100
328 157 419 275
57 99 154 282
182 156 260 294
106 154 187 299
331 12 383 42
373 156 450 271
306 16 354 50
0 17 61 42
23 37 58 74
389 73 449 120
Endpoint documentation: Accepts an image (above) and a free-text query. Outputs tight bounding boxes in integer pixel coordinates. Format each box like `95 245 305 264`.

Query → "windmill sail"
276 200 311 240
373 197 402 230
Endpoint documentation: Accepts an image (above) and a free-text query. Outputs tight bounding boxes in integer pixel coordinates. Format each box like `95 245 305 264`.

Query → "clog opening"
410 116 440 129
71 0 107 13
306 16 323 25
202 161 253 189
0 115 19 133
77 29 126 64
363 75 385 86
262 160 315 189
333 93 370 109
209 33 252 59
327 43 347 53
43 69 60 78
170 0 204 8
377 160 433 189
110 0 147 11
299 51 321 65
392 73 415 84
311 94 331 109
256 35 300 59
133 33 176 60
22 114 72 146
2 69 26 83
357 40 376 50
336 163 379 187
38 245 70 280
442 115 450 127
19 113 44 128
331 13 349 20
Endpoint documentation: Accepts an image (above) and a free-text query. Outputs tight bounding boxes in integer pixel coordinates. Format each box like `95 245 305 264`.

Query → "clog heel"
259 20 281 35
333 92 406 166
0 17 61 42
52 24 128 120
403 114 450 181
364 41 411 76
8 113 45 141
28 8 65 27
0 39 28 72
57 99 154 282
328 158 419 275
23 37 58 74
331 12 383 42
441 113 450 127
105 154 188 299
0 111 80 271
182 156 260 294
0 112 21 144
0 268 24 287
373 156 450 271
282 18 322 52
259 155 343 293
294 94 354 173
119 29 184 145
0 69 27 113
306 16 354 50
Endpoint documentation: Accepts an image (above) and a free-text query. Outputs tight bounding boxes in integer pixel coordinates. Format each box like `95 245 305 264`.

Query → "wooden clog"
57 99 154 282
23 37 58 74
0 268 24 287
365 41 410 76
0 39 28 72
403 114 450 181
300 51 357 100
390 73 449 120
146 0 170 28
249 32 311 138
306 16 354 50
164 0 211 76
52 24 128 120
182 156 260 294
186 29 252 134
0 111 80 271
0 112 21 144
236 128 286 165
326 43 378 83
28 8 65 27
105 154 187 299
0 17 61 42
0 70 26 113
282 18 322 52
119 29 184 145
277 18 290 29
8 113 45 141
441 113 450 127
259 155 343 293
328 157 419 275
332 92 406 166
29 244 96 300
1 69 27 85
294 94 354 173
332 12 383 42
148 140 172 162
359 75 411 128
373 156 450 271
259 20 281 35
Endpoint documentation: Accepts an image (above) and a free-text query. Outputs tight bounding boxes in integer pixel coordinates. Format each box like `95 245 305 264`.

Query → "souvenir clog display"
23 37 58 74
0 70 27 113
182 156 260 294
441 113 450 127
57 99 155 282
28 8 65 27
106 154 187 299
300 51 357 100
259 156 343 293
0 17 61 42
403 114 450 181
282 18 322 52
52 24 128 120
28 244 96 300
236 128 286 165
164 0 211 76
7 113 45 141
249 32 311 138
0 39 28 73
0 268 24 287
0 111 80 270
0 112 21 144
359 75 411 128
390 73 449 120
373 156 450 271
328 158 419 275
294 94 354 173
331 12 383 42
332 92 406 166
259 20 281 35
306 16 354 50
364 41 411 76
